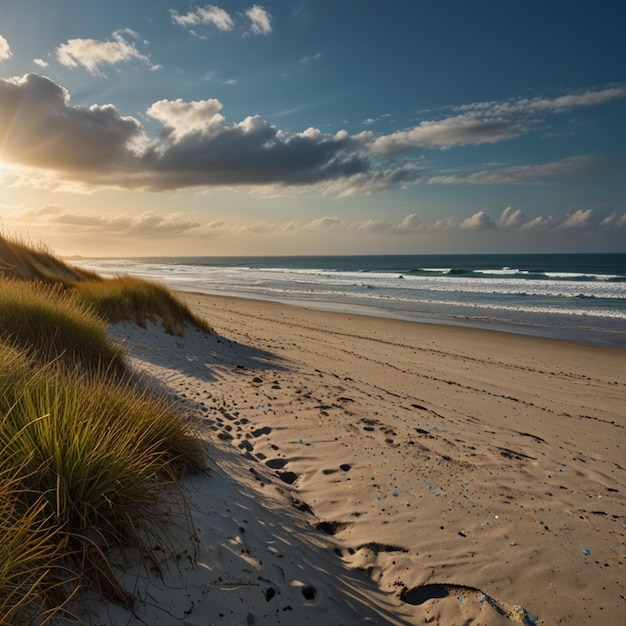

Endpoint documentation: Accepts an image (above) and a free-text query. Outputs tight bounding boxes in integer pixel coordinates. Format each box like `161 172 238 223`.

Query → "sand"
77 293 625 625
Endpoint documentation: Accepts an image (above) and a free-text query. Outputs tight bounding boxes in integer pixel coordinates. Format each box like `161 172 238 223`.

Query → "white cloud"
432 217 461 232
559 209 597 230
14 206 200 236
372 115 520 155
351 219 394 232
246 5 272 35
11 204 626 243
33 58 49 68
498 207 527 229
600 212 626 229
0 35 11 61
56 29 150 74
303 217 342 231
520 216 555 231
170 5 234 30
171 5 272 36
454 86 626 117
460 211 494 231
396 214 425 231
372 86 626 156
318 166 423 197
428 156 598 184
147 98 225 141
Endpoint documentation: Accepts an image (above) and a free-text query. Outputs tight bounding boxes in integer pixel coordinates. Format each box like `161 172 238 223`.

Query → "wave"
403 266 625 281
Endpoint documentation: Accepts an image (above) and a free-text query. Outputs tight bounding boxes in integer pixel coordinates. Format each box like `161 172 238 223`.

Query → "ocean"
72 253 626 347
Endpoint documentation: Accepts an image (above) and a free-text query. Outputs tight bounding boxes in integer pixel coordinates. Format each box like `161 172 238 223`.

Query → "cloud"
139 113 371 190
171 5 272 36
520 216 555 232
396 214 425 232
498 207 527 229
170 5 234 30
372 115 520 155
15 206 201 236
11 204 626 244
373 86 626 156
0 74 144 173
428 155 599 184
559 209 597 230
0 74 621 200
0 35 11 61
318 166 423 197
56 29 151 74
146 98 225 141
303 217 342 231
33 58 49 68
246 5 272 35
460 211 495 231
455 87 626 117
0 74 389 192
600 212 626 229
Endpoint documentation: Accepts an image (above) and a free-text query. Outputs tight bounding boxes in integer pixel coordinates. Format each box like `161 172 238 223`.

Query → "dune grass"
73 276 212 336
0 233 210 622
0 340 205 621
0 468 68 626
0 350 205 612
1 231 211 338
0 233 99 285
0 278 125 374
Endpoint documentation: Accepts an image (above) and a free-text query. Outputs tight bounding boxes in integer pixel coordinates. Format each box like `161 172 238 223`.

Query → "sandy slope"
78 293 625 625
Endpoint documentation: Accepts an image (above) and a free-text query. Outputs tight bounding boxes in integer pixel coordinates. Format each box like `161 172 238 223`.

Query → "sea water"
72 253 626 347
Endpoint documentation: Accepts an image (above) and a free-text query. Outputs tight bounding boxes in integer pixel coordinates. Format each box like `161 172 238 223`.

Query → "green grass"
0 233 99 285
0 278 125 373
0 233 211 622
1 231 212 338
0 462 69 626
73 276 212 336
0 341 205 621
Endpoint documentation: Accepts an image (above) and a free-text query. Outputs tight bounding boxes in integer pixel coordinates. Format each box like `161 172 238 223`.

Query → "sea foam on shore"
72 253 626 347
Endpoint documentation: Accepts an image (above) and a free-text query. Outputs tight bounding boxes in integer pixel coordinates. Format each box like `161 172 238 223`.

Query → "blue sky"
0 0 624 256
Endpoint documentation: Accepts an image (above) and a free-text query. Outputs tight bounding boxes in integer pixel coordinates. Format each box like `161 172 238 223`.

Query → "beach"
84 292 626 625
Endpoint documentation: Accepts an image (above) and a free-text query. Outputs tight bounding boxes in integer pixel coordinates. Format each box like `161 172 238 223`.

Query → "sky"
0 0 625 257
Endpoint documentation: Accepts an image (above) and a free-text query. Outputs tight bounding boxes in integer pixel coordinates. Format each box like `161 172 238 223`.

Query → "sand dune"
78 293 625 625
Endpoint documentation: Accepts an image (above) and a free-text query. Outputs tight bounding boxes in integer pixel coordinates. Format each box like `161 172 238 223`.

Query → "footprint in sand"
265 458 288 469
399 583 537 624
252 426 272 437
278 471 299 485
314 520 349 536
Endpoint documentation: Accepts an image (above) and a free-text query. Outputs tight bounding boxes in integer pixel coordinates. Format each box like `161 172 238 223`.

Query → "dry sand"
79 293 625 625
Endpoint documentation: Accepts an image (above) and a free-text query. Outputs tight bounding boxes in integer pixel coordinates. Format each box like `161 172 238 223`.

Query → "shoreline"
69 253 626 349
175 286 626 349
83 291 625 625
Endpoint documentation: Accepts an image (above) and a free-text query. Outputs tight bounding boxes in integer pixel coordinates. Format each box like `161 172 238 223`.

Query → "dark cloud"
0 74 387 192
140 117 370 189
0 74 621 196
0 74 143 171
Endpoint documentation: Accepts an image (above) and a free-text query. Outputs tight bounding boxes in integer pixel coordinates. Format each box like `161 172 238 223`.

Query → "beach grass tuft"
0 278 125 374
0 232 99 286
0 232 209 621
0 341 205 620
73 276 212 336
